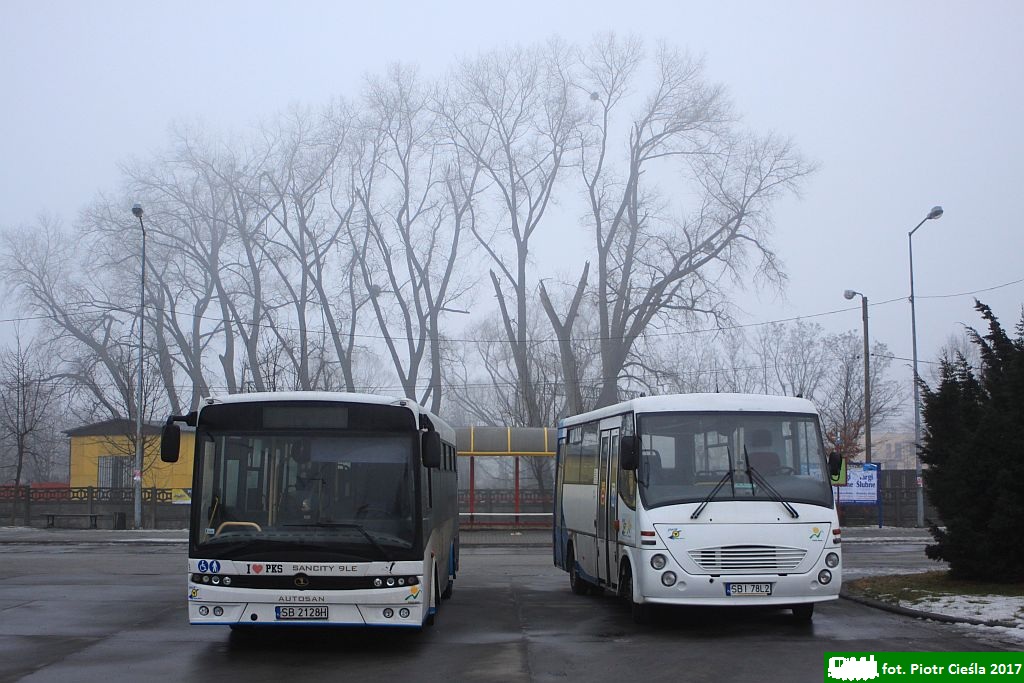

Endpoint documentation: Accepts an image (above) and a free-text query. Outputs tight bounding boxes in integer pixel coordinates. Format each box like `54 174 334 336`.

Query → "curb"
840 589 1018 628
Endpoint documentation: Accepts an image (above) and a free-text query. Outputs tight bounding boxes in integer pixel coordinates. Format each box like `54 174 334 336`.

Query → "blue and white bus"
553 394 842 622
161 392 458 629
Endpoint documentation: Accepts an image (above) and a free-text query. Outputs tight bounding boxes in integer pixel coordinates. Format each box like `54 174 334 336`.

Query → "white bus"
160 392 458 629
553 394 842 623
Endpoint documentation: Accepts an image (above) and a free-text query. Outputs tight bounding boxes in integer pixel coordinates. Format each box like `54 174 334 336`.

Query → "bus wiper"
691 469 733 519
283 522 392 561
742 446 799 519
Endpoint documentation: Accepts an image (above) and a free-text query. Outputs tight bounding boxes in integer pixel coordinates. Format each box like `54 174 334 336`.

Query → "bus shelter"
456 427 555 529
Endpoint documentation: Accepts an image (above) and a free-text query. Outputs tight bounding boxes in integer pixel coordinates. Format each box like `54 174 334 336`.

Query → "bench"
45 513 100 529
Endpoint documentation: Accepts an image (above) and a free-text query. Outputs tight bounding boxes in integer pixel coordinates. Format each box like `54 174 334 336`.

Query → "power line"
2 274 1021 345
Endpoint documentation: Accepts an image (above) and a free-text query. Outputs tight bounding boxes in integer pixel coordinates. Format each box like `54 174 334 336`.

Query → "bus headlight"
383 608 394 618
213 606 224 617
818 569 832 585
399 608 410 618
222 576 232 586
661 571 677 587
825 552 840 568
650 554 667 570
198 606 209 616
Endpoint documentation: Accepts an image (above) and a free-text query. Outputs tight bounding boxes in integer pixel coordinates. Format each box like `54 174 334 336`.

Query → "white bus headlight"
383 608 394 618
661 571 677 587
399 608 410 618
222 576 232 586
818 569 832 585
213 606 224 617
825 552 840 568
650 554 667 570
198 605 209 616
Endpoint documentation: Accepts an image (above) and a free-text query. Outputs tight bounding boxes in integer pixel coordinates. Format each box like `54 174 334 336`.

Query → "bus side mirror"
161 421 181 463
620 435 639 471
828 451 842 477
422 431 442 469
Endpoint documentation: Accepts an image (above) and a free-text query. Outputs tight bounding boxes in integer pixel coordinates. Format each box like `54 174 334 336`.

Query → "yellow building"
66 419 195 490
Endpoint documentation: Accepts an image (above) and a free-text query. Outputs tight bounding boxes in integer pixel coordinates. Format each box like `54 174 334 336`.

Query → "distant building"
64 419 194 489
866 432 917 470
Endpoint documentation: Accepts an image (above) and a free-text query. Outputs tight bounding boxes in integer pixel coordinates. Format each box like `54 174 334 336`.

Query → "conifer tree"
920 301 1024 581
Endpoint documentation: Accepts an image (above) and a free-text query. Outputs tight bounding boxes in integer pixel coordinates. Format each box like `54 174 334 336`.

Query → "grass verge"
846 571 1024 606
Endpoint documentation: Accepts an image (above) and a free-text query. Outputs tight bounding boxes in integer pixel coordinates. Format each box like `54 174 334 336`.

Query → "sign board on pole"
832 462 878 505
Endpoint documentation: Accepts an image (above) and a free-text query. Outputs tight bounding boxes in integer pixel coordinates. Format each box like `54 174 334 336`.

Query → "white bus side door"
596 428 620 587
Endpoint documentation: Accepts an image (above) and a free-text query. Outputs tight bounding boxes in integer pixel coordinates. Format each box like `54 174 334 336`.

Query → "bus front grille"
687 545 806 572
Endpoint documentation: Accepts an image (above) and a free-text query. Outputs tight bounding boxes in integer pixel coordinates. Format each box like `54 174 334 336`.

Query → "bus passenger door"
597 429 620 586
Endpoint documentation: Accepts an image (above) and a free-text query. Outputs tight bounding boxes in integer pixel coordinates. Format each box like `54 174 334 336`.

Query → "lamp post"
909 205 944 527
131 204 146 529
843 289 871 464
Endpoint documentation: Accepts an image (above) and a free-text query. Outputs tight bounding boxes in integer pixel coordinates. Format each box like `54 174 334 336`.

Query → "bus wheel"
791 603 814 623
568 545 590 596
620 562 650 625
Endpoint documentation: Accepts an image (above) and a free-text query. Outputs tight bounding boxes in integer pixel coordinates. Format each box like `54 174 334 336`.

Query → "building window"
98 455 132 488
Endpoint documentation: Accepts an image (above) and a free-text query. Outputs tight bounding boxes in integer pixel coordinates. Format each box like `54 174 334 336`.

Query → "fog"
1 1 1022 450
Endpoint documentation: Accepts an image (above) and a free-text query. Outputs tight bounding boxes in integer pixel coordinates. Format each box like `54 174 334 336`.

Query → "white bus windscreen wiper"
690 467 734 519
742 446 799 519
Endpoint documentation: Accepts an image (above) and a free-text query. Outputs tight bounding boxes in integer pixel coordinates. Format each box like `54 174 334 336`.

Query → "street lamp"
131 203 146 530
909 205 943 527
843 289 871 464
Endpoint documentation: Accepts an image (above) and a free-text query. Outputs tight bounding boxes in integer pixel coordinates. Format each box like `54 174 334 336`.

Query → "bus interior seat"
749 451 781 472
747 429 780 472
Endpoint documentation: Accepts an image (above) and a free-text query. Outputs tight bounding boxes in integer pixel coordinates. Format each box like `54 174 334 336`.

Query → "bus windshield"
636 411 833 509
192 431 418 560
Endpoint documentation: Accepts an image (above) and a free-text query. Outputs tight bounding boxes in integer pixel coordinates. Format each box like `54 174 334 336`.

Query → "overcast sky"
2 1 1023 422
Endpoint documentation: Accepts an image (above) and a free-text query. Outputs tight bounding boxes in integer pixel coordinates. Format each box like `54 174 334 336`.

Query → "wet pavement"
0 526 1012 683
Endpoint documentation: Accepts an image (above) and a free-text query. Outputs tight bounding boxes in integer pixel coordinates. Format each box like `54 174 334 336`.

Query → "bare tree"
629 324 765 396
445 312 569 428
353 64 480 413
754 320 831 398
439 41 578 425
252 104 362 391
817 332 904 458
0 218 150 421
0 331 60 520
543 35 812 409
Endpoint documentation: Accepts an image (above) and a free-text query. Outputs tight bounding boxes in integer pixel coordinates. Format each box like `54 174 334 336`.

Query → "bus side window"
563 428 583 484
580 423 599 485
618 462 636 509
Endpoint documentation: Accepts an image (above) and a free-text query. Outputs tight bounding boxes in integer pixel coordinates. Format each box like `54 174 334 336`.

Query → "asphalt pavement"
5 524 1010 646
